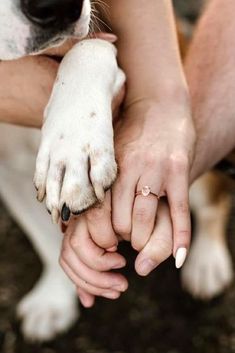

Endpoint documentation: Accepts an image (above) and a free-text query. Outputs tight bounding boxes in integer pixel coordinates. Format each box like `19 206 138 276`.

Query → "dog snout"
21 0 84 28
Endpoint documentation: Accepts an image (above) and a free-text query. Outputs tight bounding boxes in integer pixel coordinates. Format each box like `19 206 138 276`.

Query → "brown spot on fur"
90 112 96 118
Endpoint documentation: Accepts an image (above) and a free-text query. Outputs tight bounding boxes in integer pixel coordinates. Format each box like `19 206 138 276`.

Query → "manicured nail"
175 247 187 269
61 203 71 222
137 259 156 276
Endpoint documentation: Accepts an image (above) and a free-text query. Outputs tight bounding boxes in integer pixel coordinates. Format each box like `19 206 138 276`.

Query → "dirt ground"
2 1 235 353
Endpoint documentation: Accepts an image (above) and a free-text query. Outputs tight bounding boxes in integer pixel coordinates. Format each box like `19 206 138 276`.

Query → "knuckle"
169 153 189 173
134 208 151 224
177 229 191 243
145 153 158 169
87 207 105 222
172 201 189 215
151 236 172 259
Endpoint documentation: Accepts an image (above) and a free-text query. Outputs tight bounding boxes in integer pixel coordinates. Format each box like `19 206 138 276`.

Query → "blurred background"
2 1 235 353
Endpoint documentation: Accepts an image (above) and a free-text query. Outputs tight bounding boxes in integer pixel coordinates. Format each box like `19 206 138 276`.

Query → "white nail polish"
175 247 187 269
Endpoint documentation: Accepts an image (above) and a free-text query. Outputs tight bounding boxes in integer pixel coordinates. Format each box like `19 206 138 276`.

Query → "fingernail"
61 203 71 222
175 247 187 269
138 259 156 276
102 291 120 299
112 260 126 269
112 283 127 292
107 246 118 252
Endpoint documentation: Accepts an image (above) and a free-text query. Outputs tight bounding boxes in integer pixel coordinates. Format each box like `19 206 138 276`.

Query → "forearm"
0 56 57 128
104 0 189 106
187 0 235 183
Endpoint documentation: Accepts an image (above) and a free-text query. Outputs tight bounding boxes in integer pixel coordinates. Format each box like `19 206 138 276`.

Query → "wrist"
124 79 190 110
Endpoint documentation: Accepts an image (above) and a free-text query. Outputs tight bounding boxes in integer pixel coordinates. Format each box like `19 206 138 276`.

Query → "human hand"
60 198 173 306
112 98 195 268
59 200 128 308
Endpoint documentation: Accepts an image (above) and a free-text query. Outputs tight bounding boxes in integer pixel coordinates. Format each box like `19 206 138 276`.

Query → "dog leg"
0 126 78 341
34 39 126 221
181 171 233 300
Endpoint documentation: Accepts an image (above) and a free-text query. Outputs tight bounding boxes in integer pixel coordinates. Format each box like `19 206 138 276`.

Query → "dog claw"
52 208 60 224
37 187 46 202
93 183 105 202
61 204 71 222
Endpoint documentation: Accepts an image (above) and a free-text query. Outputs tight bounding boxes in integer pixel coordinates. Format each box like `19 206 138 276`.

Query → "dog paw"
17 271 78 341
181 236 233 300
34 125 117 223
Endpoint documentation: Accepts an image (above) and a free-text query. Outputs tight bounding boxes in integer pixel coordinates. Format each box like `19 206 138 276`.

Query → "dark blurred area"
2 1 235 353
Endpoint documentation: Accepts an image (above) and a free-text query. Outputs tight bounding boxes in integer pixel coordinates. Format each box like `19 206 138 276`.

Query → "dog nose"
21 0 84 28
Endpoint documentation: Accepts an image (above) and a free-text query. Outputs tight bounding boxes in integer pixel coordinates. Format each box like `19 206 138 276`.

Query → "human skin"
0 56 58 128
62 0 235 306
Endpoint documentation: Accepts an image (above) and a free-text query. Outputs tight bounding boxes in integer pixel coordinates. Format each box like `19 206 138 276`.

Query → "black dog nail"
47 208 52 215
61 204 71 222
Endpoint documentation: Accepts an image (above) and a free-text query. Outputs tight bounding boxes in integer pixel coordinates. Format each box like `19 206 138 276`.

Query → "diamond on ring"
141 186 151 196
135 186 159 199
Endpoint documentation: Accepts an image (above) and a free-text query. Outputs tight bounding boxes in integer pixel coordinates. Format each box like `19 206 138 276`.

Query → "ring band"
135 186 159 199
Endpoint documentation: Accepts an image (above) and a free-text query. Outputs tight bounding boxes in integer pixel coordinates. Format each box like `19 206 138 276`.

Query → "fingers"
76 288 95 308
131 177 161 251
86 192 118 250
61 259 122 299
61 240 127 293
167 167 191 268
135 201 173 276
67 217 126 271
112 173 137 240
60 216 128 300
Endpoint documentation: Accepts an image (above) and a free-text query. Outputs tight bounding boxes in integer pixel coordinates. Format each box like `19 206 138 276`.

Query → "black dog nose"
21 0 84 28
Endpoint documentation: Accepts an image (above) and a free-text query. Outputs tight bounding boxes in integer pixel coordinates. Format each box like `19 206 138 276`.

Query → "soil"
2 2 235 353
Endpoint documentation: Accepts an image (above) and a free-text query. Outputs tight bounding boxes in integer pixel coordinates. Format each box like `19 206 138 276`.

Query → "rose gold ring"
135 186 159 199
